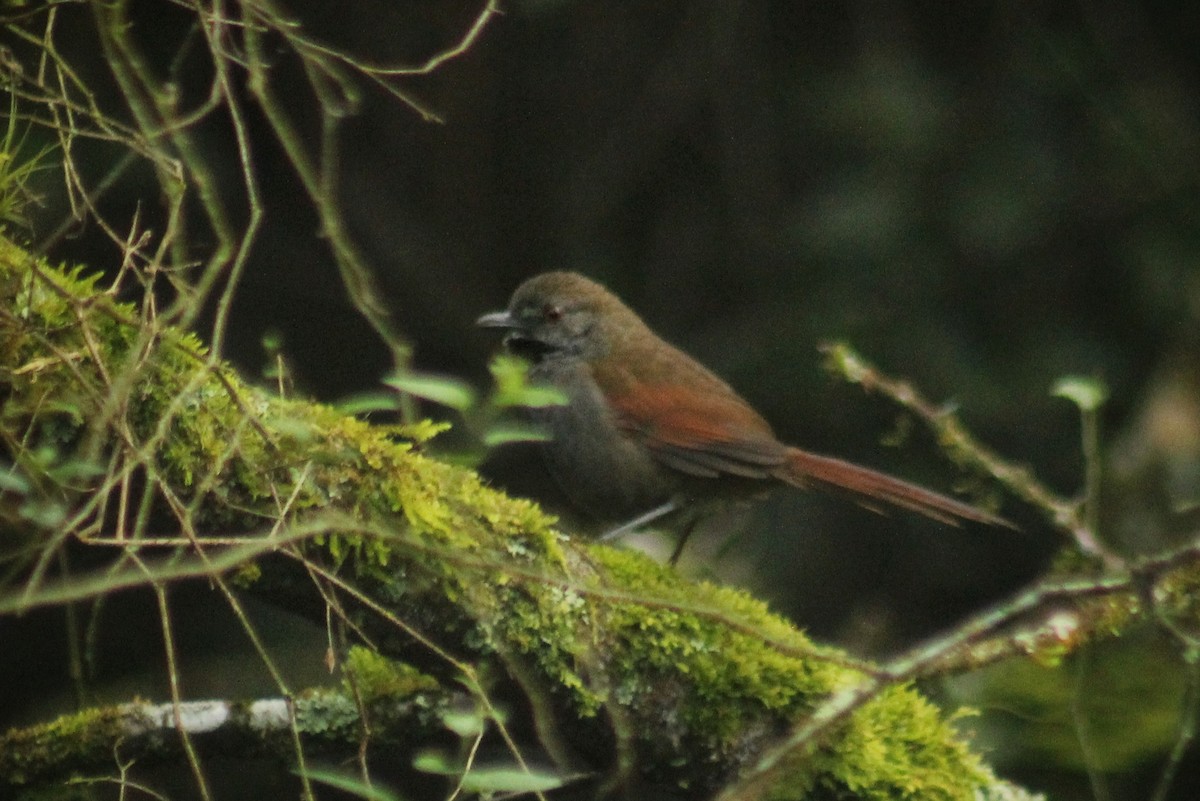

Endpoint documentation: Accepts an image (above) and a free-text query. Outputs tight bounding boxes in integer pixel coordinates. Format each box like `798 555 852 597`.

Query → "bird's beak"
476 310 518 329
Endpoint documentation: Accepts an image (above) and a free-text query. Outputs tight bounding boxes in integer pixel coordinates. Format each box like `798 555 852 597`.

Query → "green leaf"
1051 376 1109 412
412 751 575 793
502 383 568 409
297 768 406 801
441 706 488 738
457 764 573 794
481 422 552 447
19 499 66 528
0 468 30 494
336 390 404 416
412 749 459 776
488 354 566 408
383 371 477 411
260 328 284 353
48 457 105 484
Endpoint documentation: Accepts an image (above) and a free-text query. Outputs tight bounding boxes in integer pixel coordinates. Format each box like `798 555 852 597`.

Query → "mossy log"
0 235 1039 800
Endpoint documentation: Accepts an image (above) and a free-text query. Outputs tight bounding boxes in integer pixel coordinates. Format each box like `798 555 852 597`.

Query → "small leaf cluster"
381 353 566 453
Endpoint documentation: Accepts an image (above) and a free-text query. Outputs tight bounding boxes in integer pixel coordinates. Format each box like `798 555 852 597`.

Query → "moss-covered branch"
0 656 448 791
0 236 1048 800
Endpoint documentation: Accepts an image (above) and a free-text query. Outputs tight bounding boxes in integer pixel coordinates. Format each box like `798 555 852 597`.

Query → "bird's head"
477 272 642 362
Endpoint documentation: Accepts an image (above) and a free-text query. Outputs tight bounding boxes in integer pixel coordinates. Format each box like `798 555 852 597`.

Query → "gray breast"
530 361 676 521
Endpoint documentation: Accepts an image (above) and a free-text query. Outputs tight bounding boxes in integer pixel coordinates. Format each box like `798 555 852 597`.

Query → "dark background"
11 1 1200 798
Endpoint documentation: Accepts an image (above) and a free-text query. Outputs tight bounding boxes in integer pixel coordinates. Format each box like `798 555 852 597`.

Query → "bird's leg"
667 516 700 566
597 499 679 543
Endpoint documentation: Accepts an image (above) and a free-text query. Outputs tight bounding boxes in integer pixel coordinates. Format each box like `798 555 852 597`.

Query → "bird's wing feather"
601 379 788 478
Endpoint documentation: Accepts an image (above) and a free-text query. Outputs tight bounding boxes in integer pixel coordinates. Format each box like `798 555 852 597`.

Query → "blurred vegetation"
2 1 1199 800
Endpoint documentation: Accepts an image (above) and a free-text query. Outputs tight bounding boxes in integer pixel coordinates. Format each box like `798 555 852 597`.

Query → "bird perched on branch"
478 272 1008 562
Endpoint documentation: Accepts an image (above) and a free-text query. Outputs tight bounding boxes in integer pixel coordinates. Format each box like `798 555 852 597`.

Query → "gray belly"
530 364 676 521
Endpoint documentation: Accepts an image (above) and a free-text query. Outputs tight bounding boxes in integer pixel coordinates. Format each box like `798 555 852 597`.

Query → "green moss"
807 685 986 800
593 546 841 715
342 645 440 700
293 688 363 739
587 546 991 799
0 706 135 785
487 575 602 714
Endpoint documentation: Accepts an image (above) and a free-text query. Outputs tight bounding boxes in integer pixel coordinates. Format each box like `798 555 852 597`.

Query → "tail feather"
775 447 1013 528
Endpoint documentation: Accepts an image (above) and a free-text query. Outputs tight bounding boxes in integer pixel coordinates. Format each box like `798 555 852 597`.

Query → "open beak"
476 310 518 329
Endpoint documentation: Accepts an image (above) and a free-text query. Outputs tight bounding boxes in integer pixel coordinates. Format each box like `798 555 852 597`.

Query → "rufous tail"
775 447 1013 528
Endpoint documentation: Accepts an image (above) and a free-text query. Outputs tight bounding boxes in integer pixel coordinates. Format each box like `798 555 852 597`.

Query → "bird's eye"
543 303 563 322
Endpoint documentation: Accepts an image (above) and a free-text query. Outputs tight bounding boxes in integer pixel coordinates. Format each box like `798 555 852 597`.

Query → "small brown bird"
478 272 1006 561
